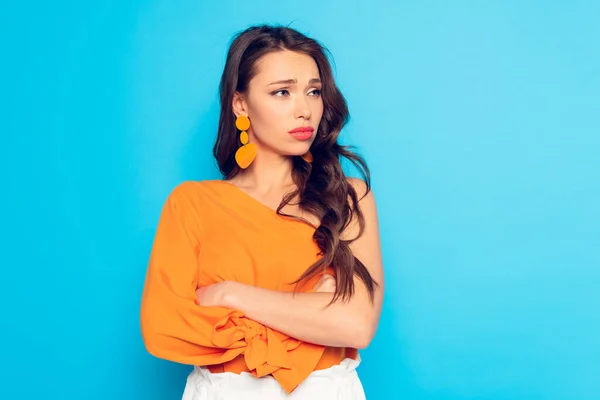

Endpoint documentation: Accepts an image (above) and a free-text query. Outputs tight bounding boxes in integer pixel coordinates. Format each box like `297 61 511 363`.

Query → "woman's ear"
232 91 247 118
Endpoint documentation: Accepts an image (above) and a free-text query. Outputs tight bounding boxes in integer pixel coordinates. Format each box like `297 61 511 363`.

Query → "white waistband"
194 355 361 385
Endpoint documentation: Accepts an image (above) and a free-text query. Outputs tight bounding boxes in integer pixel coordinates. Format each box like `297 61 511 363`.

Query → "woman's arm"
197 179 385 349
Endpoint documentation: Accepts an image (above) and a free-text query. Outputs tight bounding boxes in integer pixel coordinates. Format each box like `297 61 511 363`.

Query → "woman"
140 24 384 399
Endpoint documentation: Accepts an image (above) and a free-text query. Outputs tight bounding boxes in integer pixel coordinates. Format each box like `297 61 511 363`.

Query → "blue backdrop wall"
1 1 599 399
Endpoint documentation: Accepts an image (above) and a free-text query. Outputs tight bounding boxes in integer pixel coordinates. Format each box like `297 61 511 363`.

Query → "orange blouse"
140 180 357 394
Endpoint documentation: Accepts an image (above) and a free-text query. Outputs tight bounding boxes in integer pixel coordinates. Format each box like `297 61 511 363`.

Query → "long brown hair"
213 25 377 303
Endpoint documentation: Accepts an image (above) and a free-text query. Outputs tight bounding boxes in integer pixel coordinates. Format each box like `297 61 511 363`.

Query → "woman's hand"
195 281 233 307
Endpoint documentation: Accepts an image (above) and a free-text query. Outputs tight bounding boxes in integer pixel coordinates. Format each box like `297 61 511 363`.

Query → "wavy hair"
213 25 377 303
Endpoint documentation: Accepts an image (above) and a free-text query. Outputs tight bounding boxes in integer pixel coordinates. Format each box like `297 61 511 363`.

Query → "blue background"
1 1 599 399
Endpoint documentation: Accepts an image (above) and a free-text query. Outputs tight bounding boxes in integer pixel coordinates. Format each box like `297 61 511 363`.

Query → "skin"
197 50 384 349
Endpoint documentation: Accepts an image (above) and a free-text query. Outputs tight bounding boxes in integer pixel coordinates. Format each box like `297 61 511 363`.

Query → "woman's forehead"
252 51 320 84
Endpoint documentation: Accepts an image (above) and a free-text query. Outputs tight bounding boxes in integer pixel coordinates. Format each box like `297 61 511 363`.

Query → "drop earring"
234 115 257 169
301 151 313 163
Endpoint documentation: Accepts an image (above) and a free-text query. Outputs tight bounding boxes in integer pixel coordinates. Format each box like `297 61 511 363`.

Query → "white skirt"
181 357 366 399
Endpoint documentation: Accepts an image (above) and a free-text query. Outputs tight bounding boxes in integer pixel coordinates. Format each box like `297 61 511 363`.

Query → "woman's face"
234 50 324 157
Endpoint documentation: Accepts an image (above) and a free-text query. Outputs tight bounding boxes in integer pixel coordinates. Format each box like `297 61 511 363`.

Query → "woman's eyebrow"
268 78 321 86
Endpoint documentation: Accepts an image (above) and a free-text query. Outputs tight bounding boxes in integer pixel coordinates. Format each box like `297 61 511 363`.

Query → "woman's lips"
289 127 314 141
289 131 313 140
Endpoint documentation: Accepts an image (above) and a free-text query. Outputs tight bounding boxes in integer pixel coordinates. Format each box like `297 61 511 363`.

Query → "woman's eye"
272 89 290 97
309 89 322 97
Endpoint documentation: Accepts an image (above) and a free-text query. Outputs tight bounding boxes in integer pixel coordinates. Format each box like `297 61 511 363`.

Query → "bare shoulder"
346 177 375 206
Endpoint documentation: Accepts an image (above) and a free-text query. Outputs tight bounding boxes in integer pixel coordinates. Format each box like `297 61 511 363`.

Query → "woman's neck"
231 153 296 194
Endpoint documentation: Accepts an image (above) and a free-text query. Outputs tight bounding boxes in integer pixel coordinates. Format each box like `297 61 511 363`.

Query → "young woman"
140 24 384 399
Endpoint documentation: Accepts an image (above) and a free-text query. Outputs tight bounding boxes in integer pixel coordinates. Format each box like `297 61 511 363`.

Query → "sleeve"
139 182 326 393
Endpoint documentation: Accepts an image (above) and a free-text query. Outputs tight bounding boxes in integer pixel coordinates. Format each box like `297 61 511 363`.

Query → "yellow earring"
234 115 257 169
301 151 313 163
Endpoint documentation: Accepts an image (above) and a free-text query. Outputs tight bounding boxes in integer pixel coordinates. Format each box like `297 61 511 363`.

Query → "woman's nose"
294 96 312 120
